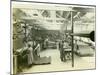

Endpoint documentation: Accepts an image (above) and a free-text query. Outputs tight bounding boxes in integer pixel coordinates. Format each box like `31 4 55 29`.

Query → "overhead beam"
13 2 72 11
56 12 64 18
65 11 71 19
21 16 66 20
40 10 45 14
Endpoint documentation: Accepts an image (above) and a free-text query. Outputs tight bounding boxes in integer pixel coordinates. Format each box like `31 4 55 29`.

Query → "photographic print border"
11 0 96 75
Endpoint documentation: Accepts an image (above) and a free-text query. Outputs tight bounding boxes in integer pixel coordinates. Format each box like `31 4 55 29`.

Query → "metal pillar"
71 11 74 67
25 23 27 39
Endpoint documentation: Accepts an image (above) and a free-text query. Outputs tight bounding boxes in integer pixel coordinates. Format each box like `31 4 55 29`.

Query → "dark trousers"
60 49 66 62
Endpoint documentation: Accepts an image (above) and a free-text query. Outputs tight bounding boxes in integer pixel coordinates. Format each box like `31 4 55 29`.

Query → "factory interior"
12 1 95 74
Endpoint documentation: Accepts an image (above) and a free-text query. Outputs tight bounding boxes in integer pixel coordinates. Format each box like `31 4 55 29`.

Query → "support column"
71 11 74 67
50 10 56 25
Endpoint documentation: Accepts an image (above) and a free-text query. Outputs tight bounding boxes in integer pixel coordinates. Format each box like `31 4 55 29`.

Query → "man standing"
59 41 66 62
27 44 34 67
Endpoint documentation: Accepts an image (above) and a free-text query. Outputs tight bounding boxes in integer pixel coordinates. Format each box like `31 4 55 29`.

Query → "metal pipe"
71 11 74 67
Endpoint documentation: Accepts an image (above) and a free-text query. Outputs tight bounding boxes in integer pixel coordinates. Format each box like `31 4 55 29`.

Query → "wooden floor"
22 46 95 74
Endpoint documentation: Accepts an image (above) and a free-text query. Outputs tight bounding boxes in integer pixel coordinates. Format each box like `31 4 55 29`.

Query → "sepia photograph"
11 1 96 74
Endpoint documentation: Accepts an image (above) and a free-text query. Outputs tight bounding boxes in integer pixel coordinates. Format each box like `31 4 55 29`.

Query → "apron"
27 47 34 65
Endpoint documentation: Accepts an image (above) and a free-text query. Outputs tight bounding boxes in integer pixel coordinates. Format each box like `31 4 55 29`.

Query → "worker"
44 38 49 49
59 40 66 62
63 41 71 60
27 44 34 67
34 41 41 58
